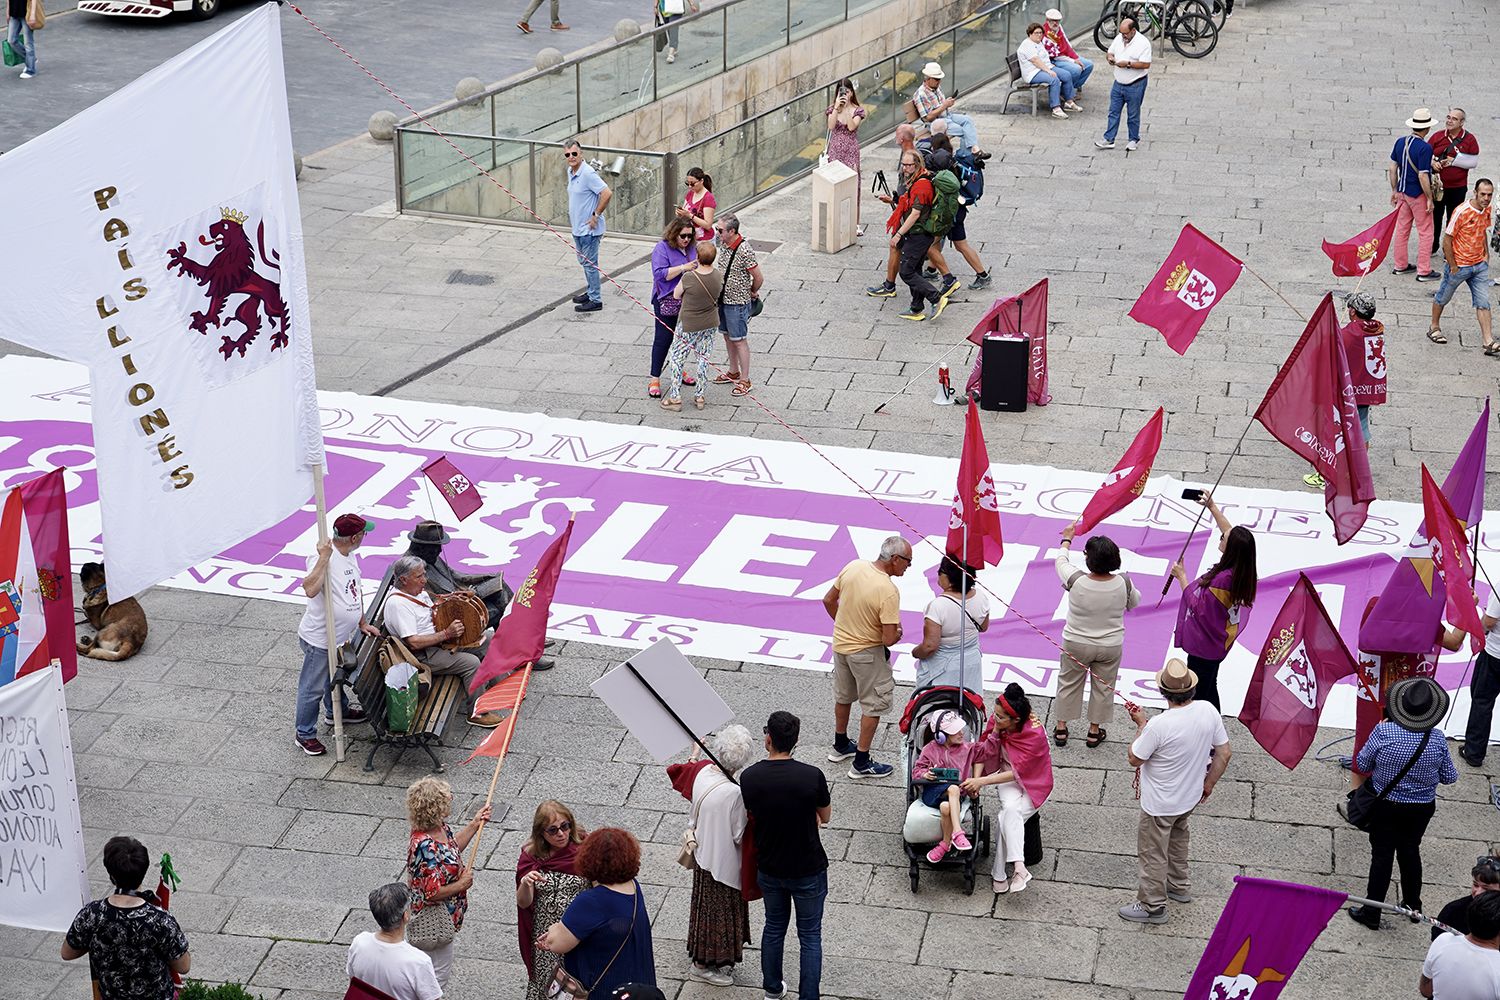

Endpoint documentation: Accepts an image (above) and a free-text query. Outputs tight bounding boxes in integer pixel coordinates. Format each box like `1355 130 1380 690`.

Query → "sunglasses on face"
546 820 572 835
1478 855 1500 873
564 151 580 159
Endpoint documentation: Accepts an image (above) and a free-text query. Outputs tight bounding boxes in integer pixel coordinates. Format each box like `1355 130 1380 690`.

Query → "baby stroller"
899 685 990 894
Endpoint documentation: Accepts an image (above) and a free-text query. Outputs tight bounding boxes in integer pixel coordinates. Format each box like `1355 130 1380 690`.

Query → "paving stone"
223 898 353 943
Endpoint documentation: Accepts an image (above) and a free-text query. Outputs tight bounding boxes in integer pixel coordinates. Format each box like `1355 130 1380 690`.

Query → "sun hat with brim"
1045 7 1063 18
921 62 945 80
1156 657 1198 693
1386 676 1449 732
1406 108 1435 130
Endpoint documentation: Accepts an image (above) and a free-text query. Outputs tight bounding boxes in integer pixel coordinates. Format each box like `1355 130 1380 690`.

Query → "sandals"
648 379 662 398
731 380 753 397
694 397 705 410
1485 342 1500 357
711 370 741 385
1427 328 1448 344
1086 727 1107 748
1053 726 1068 747
660 398 682 411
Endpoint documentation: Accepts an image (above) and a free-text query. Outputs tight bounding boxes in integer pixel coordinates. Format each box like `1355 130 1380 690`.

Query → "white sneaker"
19 70 34 79
666 48 676 63
690 964 734 986
1051 107 1068 120
1126 140 1139 151
1094 138 1115 149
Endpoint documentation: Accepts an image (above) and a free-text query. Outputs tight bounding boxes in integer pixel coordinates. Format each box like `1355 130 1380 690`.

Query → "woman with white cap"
1042 9 1093 96
1347 677 1460 930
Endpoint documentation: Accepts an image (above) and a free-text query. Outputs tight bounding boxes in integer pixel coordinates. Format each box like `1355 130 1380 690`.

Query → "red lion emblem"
165 207 289 359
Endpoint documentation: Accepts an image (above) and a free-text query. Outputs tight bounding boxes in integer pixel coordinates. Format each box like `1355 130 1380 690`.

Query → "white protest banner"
0 669 89 931
592 639 735 762
0 4 321 600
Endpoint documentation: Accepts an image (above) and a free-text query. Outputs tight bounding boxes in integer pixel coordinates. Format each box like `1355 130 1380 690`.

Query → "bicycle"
1094 0 1218 59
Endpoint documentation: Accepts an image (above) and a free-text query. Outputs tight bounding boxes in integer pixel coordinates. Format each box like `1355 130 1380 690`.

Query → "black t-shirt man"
740 757 831 879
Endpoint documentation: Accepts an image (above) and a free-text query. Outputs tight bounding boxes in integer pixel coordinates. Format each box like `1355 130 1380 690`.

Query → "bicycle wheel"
1169 0 1218 58
1093 0 1121 51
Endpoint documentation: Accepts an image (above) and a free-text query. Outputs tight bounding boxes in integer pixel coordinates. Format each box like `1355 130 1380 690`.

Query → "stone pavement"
4 0 1500 996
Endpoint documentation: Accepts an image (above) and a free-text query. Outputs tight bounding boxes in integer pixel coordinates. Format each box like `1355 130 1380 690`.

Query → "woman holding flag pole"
1167 492 1257 712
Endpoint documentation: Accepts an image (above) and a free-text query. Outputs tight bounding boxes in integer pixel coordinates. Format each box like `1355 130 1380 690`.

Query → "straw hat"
1386 677 1449 732
1156 657 1199 694
921 62 945 80
1406 108 1435 130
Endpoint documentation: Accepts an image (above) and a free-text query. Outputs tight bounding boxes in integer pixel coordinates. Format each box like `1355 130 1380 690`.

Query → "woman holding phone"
824 78 867 234
1169 491 1257 711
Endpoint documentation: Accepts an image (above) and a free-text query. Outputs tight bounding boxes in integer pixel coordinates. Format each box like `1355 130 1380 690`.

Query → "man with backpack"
927 145 993 291
889 150 958 322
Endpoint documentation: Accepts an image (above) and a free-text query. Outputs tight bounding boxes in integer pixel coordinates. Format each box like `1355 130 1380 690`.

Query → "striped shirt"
1354 721 1458 803
1445 201 1493 268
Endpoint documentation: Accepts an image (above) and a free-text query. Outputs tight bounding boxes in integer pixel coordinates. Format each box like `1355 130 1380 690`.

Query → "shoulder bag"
677 772 731 869
404 836 457 949
549 887 638 999
25 0 44 30
1343 729 1430 831
941 594 984 632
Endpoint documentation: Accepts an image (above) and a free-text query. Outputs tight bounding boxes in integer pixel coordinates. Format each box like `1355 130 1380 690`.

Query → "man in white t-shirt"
382 555 504 727
295 513 381 756
347 883 443 1000
1094 15 1152 151
1461 586 1500 767
1421 890 1500 999
1119 658 1232 925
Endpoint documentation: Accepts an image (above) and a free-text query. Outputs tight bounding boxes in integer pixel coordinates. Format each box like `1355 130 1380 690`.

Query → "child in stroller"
900 685 990 893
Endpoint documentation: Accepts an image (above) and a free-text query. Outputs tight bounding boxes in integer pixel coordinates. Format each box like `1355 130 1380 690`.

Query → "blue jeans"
296 637 350 740
1434 259 1492 310
1029 69 1074 108
944 111 979 152
1055 57 1093 91
7 18 35 74
758 870 827 1000
1104 77 1147 142
574 233 602 303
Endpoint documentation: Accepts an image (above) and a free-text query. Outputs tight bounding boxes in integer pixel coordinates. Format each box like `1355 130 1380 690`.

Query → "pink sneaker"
951 831 972 852
926 842 950 864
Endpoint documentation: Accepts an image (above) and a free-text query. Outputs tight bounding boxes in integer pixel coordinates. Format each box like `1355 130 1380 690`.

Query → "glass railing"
396 0 1086 233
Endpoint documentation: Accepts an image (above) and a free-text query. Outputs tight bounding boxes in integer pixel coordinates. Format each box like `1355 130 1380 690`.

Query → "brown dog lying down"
76 562 148 662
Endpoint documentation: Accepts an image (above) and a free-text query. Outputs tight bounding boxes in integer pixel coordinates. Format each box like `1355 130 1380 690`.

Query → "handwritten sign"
0 668 88 931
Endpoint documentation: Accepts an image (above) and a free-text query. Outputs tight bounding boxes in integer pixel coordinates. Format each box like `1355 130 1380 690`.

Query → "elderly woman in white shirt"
1052 523 1140 748
1017 21 1080 120
665 725 757 988
910 555 990 694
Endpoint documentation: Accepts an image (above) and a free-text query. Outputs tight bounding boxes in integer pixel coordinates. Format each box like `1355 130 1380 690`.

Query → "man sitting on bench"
382 555 507 728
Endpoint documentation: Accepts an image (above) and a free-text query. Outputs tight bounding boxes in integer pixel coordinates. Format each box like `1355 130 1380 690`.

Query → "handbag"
548 887 638 999
653 10 666 51
2 39 19 67
677 772 729 870
662 0 685 13
1343 729 1430 832
25 0 43 30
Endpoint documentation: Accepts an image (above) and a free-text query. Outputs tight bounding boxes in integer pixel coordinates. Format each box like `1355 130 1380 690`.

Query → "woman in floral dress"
404 777 491 989
824 77 867 235
516 800 590 1000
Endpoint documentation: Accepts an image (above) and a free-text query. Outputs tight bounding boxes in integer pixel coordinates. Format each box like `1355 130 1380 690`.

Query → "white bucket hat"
921 61 945 80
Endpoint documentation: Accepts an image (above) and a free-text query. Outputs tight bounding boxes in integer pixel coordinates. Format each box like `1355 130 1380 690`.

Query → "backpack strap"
1063 570 1086 591
1372 730 1432 802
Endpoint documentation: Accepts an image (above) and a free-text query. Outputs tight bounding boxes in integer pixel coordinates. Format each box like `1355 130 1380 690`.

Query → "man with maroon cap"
294 512 381 756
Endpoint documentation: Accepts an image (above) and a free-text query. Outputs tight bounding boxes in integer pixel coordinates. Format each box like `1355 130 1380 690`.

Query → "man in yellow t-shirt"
1428 178 1493 348
822 536 912 779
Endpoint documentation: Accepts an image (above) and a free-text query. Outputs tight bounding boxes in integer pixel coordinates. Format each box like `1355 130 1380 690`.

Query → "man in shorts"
1427 177 1493 349
822 535 911 778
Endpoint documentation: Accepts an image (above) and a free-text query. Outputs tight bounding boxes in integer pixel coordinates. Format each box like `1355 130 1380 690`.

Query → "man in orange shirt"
1429 178 1494 350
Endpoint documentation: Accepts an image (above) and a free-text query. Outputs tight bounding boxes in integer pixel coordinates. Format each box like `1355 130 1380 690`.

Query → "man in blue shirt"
565 140 612 312
1388 108 1438 281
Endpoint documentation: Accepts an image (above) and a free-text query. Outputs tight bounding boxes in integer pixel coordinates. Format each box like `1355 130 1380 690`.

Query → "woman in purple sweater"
1168 492 1257 711
648 218 698 399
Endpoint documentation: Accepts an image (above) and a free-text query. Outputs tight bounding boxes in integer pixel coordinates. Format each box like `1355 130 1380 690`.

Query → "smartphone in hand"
1181 488 1205 502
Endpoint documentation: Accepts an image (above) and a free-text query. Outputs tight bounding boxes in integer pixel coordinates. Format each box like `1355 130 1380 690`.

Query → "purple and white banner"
3 355 1494 730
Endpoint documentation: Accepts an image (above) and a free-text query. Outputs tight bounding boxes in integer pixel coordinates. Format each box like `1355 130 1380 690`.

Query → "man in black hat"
403 520 554 671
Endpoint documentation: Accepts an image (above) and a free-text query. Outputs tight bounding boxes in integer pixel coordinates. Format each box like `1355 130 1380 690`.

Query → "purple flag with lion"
1360 400 1488 653
1184 877 1346 1000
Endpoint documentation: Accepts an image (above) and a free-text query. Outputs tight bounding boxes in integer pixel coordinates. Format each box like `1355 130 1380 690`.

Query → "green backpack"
920 169 961 237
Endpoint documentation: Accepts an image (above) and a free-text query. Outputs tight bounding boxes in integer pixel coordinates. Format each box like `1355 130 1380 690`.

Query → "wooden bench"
335 567 465 773
1001 53 1049 116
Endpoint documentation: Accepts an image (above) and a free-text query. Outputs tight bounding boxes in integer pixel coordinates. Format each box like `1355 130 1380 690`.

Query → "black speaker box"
979 335 1029 412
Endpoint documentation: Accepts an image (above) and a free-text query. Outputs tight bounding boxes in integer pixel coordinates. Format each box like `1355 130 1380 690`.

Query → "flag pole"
1157 419 1255 603
621 659 736 778
872 340 973 414
958 520 968 697
312 465 346 763
466 662 535 871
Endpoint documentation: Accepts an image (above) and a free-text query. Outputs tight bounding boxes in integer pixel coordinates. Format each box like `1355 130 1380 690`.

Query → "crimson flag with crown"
1128 224 1244 355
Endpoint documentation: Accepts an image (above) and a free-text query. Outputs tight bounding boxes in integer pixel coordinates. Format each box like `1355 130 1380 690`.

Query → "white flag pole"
313 465 346 762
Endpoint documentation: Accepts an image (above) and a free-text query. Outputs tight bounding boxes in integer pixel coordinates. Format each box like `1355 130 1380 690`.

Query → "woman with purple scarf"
647 218 697 399
1168 492 1258 711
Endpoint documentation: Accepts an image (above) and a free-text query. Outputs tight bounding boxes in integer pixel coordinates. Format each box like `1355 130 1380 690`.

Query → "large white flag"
0 3 321 599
